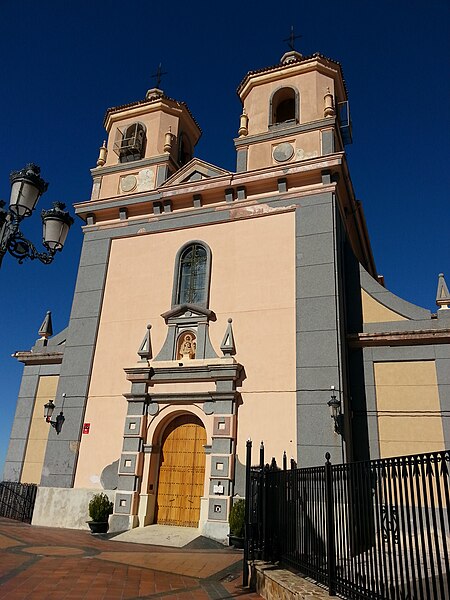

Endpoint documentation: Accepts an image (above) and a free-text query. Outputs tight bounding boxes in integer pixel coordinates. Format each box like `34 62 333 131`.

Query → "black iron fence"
0 482 37 523
244 442 450 600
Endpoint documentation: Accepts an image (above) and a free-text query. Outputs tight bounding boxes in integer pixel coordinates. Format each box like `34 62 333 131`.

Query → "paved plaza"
0 518 262 599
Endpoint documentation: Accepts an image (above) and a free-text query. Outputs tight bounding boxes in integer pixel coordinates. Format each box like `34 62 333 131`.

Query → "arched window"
113 122 146 163
178 132 192 166
269 87 299 126
172 241 211 307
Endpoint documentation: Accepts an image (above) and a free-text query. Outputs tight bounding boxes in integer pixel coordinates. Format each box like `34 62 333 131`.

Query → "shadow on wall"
100 459 119 490
234 456 246 497
344 238 371 463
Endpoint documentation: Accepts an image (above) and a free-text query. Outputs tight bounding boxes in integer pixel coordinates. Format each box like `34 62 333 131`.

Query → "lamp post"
327 385 344 435
0 164 73 268
44 393 66 435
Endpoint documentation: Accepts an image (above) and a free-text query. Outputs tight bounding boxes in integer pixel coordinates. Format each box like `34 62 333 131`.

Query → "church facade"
4 50 450 540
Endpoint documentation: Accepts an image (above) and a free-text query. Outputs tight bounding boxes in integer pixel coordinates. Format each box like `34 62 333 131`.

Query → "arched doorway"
155 414 206 527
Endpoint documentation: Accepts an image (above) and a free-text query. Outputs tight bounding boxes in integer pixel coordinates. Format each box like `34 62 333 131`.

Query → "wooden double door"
155 414 206 527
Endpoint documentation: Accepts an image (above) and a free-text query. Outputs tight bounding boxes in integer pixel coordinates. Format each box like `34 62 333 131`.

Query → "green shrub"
88 493 113 522
229 498 245 537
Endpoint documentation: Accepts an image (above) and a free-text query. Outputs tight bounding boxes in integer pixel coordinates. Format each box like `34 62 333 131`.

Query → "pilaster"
110 384 149 531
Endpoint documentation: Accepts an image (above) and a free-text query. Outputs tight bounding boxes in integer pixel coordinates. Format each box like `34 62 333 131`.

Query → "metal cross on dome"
283 25 302 51
151 63 168 89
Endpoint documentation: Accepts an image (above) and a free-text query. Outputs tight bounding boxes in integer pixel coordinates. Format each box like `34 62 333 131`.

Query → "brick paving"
0 518 261 599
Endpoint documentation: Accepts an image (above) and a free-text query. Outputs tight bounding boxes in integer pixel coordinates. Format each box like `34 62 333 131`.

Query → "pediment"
161 303 216 323
161 158 231 187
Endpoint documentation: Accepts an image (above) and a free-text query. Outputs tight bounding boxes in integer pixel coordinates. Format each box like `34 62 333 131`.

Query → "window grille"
177 244 207 304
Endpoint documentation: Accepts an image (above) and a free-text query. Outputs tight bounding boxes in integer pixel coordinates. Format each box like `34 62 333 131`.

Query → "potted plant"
228 498 245 548
87 492 113 534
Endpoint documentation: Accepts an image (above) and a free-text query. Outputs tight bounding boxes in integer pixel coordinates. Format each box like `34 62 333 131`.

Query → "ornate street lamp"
327 385 344 435
44 399 56 421
0 164 73 267
44 393 66 435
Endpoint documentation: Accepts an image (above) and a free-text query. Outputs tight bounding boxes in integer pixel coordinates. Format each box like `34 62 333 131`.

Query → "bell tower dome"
90 86 201 202
234 51 351 172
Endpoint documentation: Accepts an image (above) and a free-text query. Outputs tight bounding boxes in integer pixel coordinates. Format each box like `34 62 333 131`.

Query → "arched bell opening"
269 86 299 126
178 132 192 166
114 122 147 163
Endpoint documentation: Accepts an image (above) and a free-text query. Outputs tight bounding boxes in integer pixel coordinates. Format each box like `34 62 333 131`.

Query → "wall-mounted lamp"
44 393 66 434
327 386 343 435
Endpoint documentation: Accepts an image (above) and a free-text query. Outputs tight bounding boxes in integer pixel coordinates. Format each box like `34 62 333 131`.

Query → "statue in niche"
178 332 196 360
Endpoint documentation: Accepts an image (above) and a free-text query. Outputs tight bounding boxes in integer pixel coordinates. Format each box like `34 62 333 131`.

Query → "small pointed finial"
324 88 335 118
38 310 53 338
436 273 450 309
36 310 53 347
220 318 236 356
164 130 173 153
138 324 153 360
96 140 108 167
238 111 249 137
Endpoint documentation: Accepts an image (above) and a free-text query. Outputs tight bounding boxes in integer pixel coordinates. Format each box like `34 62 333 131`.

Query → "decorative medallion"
203 401 215 415
273 142 294 163
148 403 159 416
120 174 137 193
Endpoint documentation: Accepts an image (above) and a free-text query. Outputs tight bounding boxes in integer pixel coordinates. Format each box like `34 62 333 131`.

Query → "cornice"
125 361 243 384
147 391 240 403
78 187 336 236
74 191 161 215
348 329 450 348
74 153 343 219
78 152 345 209
234 117 336 147
12 351 64 365
90 155 172 176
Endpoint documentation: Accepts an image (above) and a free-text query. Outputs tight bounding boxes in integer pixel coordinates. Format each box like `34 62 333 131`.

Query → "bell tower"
235 50 351 172
90 86 201 202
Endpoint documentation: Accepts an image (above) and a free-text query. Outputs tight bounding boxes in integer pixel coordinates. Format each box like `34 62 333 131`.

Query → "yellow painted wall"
374 361 444 458
74 211 297 488
20 375 58 484
361 289 407 323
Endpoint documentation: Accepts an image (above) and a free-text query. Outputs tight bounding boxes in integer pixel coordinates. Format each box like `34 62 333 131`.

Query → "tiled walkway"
0 518 261 599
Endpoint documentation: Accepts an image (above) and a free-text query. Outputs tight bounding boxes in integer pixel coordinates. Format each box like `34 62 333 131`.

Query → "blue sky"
0 0 449 475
